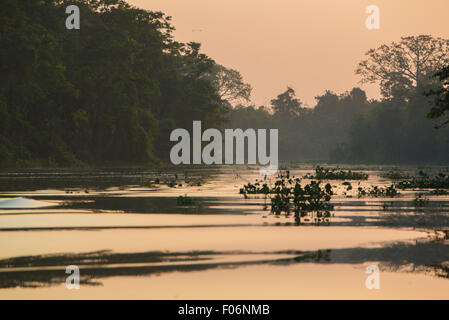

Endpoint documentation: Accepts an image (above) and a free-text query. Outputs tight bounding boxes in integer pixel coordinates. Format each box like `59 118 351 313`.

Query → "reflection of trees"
1 237 448 289
327 238 449 279
0 250 303 289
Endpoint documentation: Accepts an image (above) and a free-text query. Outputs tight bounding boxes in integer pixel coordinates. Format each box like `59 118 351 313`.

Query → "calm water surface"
0 165 448 299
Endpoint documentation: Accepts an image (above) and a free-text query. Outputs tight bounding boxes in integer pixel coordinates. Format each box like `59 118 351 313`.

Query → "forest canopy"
0 0 230 167
1 1 449 167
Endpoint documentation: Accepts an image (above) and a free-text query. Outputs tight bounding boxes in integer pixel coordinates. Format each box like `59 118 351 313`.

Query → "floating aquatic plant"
357 184 399 198
396 171 449 189
240 170 333 225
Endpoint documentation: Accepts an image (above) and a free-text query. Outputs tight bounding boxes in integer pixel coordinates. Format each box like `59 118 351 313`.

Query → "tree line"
228 35 449 164
1 1 449 167
0 0 234 167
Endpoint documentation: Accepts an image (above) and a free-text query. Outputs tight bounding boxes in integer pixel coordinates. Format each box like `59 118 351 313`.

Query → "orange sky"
128 0 449 107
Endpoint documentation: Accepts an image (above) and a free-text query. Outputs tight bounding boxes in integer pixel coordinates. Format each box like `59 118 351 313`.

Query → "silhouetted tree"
356 35 449 99
208 64 252 107
426 65 449 127
271 87 302 117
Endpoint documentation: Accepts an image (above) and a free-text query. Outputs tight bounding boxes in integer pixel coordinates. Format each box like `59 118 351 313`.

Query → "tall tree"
356 35 449 99
208 64 252 107
270 87 302 117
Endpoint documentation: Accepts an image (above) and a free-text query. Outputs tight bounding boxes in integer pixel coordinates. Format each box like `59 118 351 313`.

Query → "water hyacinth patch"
240 170 333 225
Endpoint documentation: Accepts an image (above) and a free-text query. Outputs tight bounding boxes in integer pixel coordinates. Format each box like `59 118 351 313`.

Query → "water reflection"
1 234 448 289
0 167 219 192
0 166 449 298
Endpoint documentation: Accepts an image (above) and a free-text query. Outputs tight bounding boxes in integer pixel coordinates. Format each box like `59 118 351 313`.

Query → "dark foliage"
0 0 228 167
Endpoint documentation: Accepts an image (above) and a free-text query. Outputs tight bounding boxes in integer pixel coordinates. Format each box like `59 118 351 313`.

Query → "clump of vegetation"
167 180 177 188
342 181 353 191
396 171 449 189
357 184 399 198
291 181 333 224
176 195 195 206
304 166 368 180
240 181 272 195
240 170 333 225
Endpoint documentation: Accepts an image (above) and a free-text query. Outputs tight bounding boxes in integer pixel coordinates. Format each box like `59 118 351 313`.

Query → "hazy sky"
128 0 449 107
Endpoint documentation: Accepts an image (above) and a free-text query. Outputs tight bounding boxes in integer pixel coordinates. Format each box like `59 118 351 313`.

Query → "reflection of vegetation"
177 195 195 206
240 170 333 224
0 250 212 288
329 239 449 280
63 195 211 214
429 189 449 195
304 166 368 180
2 237 449 290
0 250 209 268
382 201 393 211
413 193 429 207
0 169 210 192
0 250 308 289
381 210 449 229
